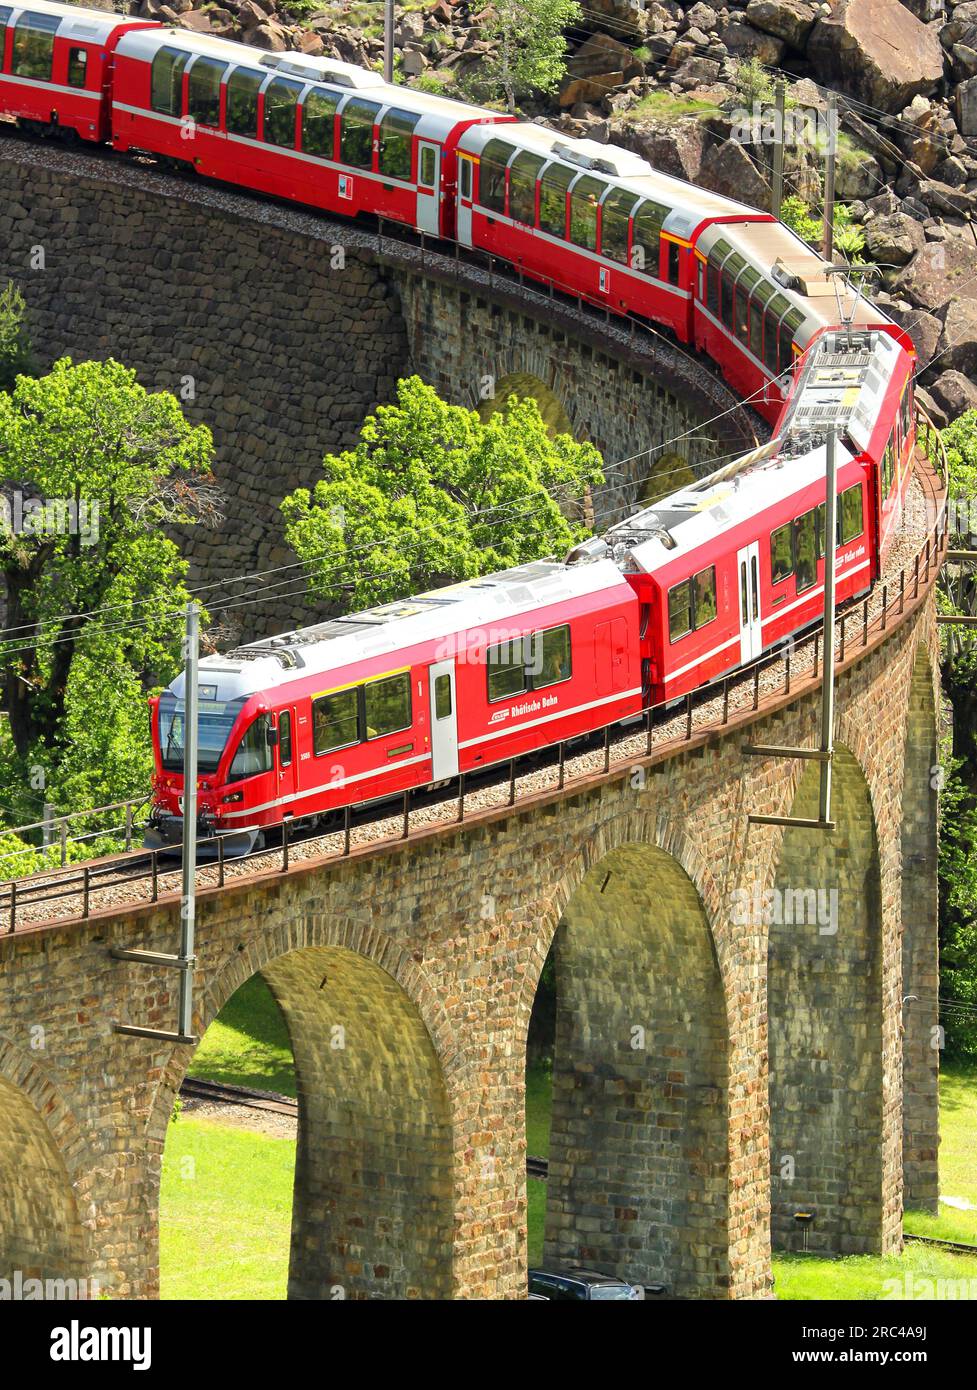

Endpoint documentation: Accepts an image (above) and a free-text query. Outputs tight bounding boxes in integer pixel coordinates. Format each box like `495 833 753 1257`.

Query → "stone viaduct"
0 131 943 1301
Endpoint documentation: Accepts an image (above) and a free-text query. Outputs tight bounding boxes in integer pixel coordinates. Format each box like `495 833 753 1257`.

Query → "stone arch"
529 834 731 1299
476 369 575 439
768 744 886 1253
0 1041 90 1289
151 909 457 1300
900 643 940 1211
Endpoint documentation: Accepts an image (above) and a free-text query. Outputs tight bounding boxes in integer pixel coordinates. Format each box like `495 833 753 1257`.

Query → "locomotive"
0 2 919 849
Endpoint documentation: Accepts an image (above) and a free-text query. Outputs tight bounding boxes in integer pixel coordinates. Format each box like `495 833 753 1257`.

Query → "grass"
187 974 296 1097
160 1118 294 1300
167 983 977 1298
625 90 722 124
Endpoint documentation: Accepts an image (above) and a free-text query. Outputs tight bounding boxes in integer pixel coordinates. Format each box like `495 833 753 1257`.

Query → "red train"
0 4 919 848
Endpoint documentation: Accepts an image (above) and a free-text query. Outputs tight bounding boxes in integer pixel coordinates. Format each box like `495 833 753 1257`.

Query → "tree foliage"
462 0 581 112
0 357 219 820
281 375 603 613
0 281 33 393
780 194 865 264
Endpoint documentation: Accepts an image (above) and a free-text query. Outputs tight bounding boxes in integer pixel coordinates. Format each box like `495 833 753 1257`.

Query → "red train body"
0 4 920 847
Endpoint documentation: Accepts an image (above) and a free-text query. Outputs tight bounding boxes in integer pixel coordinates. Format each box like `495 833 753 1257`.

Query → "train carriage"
0 0 154 143
109 26 512 236
148 559 643 850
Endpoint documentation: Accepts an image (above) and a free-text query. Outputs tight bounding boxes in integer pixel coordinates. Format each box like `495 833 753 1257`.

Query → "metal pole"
771 81 785 219
178 602 199 1041
818 431 838 823
822 92 837 262
384 0 394 83
42 802 53 848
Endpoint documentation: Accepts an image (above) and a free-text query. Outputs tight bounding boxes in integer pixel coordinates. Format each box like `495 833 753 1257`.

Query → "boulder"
957 74 977 134
719 18 788 60
836 151 884 198
929 369 977 418
891 237 977 310
917 178 977 215
566 32 645 80
673 56 723 84
934 296 977 374
685 2 720 29
560 73 626 106
901 0 944 17
178 9 215 31
863 211 927 263
579 0 646 39
941 0 977 47
888 303 942 367
807 0 945 112
624 117 708 180
744 0 818 48
244 20 288 49
951 41 977 78
700 139 771 208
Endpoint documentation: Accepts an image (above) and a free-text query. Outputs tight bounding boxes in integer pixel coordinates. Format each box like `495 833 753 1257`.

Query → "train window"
882 437 894 494
779 308 804 374
533 625 572 688
740 561 748 626
487 637 529 702
720 269 736 331
12 11 58 82
0 7 9 54
313 688 360 754
378 108 418 179
419 144 436 188
67 47 88 89
187 57 227 129
841 483 864 543
434 674 452 720
151 46 189 116
569 174 604 252
665 239 681 286
770 523 793 583
707 261 720 315
763 293 789 374
693 566 717 628
340 96 380 168
228 716 273 782
278 711 292 768
459 156 472 200
263 77 302 148
478 139 514 214
302 87 339 158
734 266 757 347
225 67 263 137
600 188 638 264
508 151 546 225
792 510 818 592
365 672 412 738
749 301 764 359
668 580 692 642
900 384 913 442
538 161 575 238
631 200 668 274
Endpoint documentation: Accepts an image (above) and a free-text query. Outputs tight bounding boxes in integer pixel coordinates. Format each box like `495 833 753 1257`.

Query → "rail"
0 436 946 936
0 795 152 869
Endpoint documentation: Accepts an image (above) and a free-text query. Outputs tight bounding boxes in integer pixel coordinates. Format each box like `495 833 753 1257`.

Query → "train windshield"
158 691 247 774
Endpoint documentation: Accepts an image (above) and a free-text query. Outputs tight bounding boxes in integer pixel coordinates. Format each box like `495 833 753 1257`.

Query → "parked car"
528 1266 645 1301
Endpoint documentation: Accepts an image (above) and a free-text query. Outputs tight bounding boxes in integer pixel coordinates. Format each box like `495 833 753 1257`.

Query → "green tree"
0 357 219 816
781 194 865 264
280 375 603 612
463 0 581 112
0 281 33 393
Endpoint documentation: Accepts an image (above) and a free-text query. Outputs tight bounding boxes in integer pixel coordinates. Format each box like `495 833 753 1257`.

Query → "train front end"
145 660 278 857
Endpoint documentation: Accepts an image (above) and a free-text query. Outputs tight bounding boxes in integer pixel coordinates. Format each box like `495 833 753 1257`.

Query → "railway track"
180 1075 555 1179
903 1232 977 1256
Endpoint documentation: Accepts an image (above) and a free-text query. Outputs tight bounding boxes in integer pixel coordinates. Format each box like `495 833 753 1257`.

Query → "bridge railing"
0 795 152 871
0 444 947 935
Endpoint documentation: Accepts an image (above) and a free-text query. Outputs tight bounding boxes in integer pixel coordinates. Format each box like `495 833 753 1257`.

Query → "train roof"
7 0 137 41
458 121 761 237
602 435 859 577
115 25 508 140
172 558 632 705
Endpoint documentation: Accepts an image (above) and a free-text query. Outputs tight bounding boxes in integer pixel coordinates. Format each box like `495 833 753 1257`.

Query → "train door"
416 141 440 234
277 708 296 802
457 153 474 246
428 659 459 779
736 543 763 664
595 617 628 696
